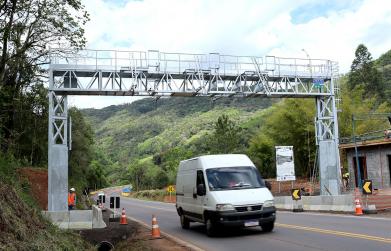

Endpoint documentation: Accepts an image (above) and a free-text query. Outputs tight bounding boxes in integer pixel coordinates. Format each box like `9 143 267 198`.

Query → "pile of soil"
266 178 320 196
18 168 48 210
80 210 188 250
115 224 190 251
163 195 176 203
80 210 138 248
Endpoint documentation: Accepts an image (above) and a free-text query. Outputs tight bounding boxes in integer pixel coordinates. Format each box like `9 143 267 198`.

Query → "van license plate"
244 220 259 227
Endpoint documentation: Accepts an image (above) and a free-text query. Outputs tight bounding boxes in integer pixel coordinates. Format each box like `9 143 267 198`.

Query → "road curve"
104 193 391 251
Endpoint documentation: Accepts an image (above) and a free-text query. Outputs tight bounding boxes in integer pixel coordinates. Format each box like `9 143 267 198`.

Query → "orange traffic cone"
355 198 363 216
120 208 128 225
151 215 161 238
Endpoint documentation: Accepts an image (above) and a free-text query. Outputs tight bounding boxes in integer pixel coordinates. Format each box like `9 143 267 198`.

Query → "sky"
69 0 391 108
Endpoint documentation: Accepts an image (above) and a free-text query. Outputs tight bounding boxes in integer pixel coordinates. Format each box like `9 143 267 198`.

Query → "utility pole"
352 114 362 189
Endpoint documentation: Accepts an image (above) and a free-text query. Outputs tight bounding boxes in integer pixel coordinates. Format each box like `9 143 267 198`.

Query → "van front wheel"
180 214 190 229
206 219 217 237
261 222 274 232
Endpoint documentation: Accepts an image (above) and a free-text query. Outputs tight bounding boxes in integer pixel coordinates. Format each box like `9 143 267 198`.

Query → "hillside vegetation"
83 97 273 188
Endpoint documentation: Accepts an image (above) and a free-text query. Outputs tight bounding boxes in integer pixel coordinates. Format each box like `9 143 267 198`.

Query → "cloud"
290 0 363 24
71 0 391 108
68 96 144 109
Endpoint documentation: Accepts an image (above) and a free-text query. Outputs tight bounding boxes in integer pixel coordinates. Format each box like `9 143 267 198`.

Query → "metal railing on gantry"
49 49 337 98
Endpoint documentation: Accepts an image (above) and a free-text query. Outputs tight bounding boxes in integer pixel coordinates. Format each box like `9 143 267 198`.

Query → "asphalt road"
102 192 391 251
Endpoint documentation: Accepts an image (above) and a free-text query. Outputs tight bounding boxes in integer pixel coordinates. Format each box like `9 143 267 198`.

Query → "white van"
175 154 275 236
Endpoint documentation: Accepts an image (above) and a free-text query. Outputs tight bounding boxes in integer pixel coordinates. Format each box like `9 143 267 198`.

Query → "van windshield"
206 166 265 191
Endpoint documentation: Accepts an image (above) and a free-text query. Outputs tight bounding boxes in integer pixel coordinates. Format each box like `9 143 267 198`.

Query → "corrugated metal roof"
339 139 391 149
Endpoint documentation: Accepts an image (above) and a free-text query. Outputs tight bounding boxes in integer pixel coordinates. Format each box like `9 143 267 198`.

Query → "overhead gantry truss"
49 49 335 98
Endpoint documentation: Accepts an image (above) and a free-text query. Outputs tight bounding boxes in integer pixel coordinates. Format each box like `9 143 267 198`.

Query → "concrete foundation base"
292 203 304 212
363 204 377 214
42 206 106 230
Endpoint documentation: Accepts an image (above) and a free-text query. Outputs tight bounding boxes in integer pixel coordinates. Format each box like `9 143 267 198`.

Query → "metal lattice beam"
49 49 335 98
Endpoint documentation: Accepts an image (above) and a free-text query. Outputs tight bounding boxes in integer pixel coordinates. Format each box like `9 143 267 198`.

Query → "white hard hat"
70 188 75 192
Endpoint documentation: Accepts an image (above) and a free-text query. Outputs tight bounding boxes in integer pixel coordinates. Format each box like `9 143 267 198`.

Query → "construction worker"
384 130 391 139
342 172 350 190
68 188 76 210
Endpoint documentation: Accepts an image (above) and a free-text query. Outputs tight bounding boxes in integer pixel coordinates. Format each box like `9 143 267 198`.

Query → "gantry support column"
48 91 69 211
316 93 341 195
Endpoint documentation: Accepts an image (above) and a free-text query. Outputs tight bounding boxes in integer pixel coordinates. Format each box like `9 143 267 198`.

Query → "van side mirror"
265 181 272 190
197 184 206 196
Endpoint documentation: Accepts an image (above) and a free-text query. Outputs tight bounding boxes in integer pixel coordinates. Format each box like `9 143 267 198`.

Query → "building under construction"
340 138 391 190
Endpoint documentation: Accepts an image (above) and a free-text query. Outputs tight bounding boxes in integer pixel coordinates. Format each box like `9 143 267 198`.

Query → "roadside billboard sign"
276 146 296 181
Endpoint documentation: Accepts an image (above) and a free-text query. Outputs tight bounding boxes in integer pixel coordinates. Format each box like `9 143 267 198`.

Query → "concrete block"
292 203 304 212
43 210 94 230
92 205 107 229
42 211 69 223
69 210 92 222
68 222 92 230
363 204 377 214
275 194 355 212
69 210 93 229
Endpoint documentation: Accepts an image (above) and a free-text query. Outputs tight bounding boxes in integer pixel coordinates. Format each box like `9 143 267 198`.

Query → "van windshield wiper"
232 182 252 188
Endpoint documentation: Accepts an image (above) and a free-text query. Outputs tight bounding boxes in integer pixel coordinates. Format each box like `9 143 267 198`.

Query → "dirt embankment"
18 168 48 210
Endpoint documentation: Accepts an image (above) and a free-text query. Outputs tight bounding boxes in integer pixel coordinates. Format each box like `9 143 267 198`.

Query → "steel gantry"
48 49 341 211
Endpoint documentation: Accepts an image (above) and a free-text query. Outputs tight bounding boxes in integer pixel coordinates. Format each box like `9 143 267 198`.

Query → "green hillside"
83 97 274 187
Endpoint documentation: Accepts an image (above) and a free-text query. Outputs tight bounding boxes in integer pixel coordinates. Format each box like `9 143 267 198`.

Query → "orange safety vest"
68 193 76 206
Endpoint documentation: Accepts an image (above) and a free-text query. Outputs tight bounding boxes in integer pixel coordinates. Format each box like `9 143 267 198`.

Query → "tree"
375 49 391 103
348 44 384 97
247 134 274 178
0 0 89 152
12 83 48 165
336 76 390 139
68 108 96 190
247 99 316 178
208 114 242 154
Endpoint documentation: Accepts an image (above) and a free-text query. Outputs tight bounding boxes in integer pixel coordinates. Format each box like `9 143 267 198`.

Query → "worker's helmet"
70 187 75 192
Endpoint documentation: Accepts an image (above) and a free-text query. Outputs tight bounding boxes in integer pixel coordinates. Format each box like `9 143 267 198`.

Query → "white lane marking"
278 210 391 221
276 223 391 244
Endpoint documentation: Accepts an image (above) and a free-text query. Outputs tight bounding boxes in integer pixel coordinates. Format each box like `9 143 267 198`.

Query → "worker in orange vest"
68 187 76 210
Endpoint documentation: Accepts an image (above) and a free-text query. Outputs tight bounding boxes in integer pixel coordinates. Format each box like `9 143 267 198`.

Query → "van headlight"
263 200 274 208
216 204 235 211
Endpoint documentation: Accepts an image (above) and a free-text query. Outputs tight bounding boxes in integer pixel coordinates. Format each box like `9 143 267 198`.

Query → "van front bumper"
208 206 276 227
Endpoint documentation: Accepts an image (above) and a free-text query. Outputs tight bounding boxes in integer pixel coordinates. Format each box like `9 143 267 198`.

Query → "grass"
131 189 174 202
